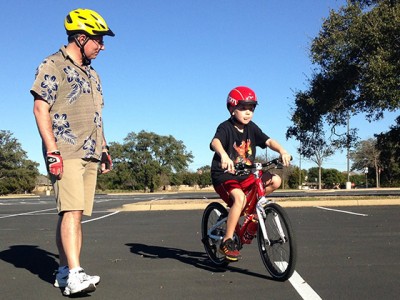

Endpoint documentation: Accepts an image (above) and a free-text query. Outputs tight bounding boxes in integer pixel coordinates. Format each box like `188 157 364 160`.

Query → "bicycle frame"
202 158 296 281
252 162 288 246
207 159 288 247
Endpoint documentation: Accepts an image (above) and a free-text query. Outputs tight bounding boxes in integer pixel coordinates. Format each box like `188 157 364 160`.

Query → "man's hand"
100 147 112 174
46 151 63 179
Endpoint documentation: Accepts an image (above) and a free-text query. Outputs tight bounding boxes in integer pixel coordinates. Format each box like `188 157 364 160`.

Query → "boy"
210 86 291 261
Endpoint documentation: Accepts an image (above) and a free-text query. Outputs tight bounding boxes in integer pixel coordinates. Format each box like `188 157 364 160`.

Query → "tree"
287 129 336 189
0 130 39 195
101 131 194 192
288 0 400 150
350 138 381 187
375 116 400 186
197 165 212 188
287 166 307 189
323 168 346 188
307 167 345 189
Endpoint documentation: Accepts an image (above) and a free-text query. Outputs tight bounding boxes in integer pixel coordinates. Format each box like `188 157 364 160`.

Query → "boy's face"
232 103 256 125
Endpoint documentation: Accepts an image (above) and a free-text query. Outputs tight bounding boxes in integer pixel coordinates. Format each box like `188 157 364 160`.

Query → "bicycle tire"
201 202 229 267
257 202 297 281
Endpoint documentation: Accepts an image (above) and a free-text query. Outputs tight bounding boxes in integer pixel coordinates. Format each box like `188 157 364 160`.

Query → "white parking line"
290 271 322 299
82 211 120 223
315 206 368 216
0 208 56 219
0 208 120 222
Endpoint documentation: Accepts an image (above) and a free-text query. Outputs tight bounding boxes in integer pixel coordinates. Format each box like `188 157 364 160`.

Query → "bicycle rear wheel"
201 202 229 267
257 202 297 281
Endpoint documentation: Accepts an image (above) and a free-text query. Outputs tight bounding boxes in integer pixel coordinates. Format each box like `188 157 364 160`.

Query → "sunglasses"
91 38 104 46
236 104 256 112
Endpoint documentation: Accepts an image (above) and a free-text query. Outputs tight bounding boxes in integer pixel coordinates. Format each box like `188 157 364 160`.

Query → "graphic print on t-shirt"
233 139 252 165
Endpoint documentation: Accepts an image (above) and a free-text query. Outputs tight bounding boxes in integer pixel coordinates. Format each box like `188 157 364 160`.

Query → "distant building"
34 174 52 194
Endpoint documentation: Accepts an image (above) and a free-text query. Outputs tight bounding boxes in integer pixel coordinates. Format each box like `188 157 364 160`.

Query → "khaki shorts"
52 158 99 216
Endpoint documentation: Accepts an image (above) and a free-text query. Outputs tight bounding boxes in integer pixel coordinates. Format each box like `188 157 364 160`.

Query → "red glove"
100 148 112 173
46 151 63 179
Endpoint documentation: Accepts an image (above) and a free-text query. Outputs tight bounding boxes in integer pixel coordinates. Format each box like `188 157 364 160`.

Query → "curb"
118 198 400 212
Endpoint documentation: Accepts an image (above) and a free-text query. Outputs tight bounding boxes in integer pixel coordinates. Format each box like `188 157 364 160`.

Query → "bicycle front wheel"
257 202 297 281
201 202 229 267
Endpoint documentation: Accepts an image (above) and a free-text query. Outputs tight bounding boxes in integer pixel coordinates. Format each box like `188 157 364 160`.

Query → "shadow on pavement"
0 245 59 284
126 243 272 280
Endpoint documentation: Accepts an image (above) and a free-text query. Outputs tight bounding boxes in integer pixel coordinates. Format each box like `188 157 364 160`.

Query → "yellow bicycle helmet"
65 8 115 37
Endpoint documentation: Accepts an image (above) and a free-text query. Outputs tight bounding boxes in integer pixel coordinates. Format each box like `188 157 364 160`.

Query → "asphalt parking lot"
0 194 399 299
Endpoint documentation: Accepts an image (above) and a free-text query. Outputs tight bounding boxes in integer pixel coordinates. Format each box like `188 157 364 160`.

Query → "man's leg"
53 159 96 294
59 210 83 269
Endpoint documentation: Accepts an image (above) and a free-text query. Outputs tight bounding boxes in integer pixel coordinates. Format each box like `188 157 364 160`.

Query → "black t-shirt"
210 118 270 186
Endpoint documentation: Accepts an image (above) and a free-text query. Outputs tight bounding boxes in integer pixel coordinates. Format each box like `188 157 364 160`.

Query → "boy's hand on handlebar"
221 155 235 174
280 153 292 166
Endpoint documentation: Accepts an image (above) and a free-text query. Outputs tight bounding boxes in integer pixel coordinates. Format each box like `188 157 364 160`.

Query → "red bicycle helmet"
226 86 258 109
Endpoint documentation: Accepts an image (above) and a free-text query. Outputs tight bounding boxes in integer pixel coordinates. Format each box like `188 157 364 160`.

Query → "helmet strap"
74 35 91 66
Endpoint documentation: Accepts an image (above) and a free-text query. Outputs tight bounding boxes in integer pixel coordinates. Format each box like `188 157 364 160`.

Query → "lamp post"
345 112 352 189
299 141 302 190
364 158 368 188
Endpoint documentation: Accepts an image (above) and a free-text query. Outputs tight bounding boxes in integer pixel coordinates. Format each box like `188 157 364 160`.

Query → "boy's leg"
224 188 246 241
262 172 282 195
213 181 250 260
219 188 246 261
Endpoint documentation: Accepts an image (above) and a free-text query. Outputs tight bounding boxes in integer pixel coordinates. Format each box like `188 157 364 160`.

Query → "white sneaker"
54 267 100 288
63 269 97 296
80 270 101 286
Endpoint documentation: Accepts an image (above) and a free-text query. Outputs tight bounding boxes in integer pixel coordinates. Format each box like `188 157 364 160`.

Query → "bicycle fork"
256 197 287 245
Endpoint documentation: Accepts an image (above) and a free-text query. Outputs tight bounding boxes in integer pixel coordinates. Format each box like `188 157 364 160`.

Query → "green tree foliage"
323 169 346 188
349 173 366 188
307 167 346 188
0 130 39 195
197 171 212 188
287 0 399 150
287 166 307 189
97 131 194 192
350 138 382 187
375 116 400 186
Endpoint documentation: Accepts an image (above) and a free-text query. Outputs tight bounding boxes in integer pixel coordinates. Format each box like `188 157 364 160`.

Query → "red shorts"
213 175 256 207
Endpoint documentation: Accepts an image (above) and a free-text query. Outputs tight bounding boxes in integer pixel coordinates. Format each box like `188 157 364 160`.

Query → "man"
32 8 114 296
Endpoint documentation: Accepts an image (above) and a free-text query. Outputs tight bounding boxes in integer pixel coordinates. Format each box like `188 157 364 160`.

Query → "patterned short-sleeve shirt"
31 46 104 161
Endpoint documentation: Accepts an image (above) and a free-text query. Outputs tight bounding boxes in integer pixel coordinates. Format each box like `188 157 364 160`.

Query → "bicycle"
201 158 297 281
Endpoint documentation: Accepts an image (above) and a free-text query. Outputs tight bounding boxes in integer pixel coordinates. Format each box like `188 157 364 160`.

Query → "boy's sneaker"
54 268 100 288
63 269 97 296
219 238 241 261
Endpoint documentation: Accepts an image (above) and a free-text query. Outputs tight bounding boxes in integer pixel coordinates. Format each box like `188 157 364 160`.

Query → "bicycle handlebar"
235 156 293 173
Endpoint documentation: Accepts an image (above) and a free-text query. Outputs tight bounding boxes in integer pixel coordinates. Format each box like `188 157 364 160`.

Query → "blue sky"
1 0 398 175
